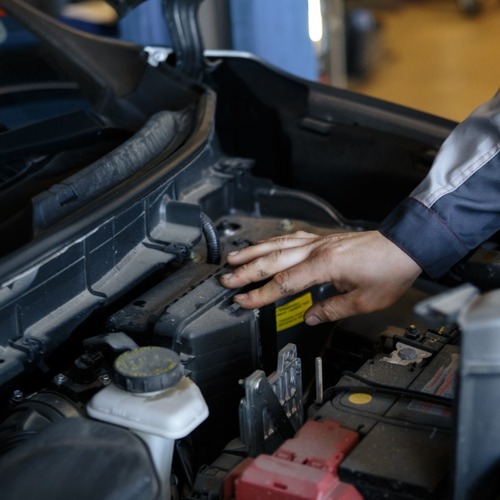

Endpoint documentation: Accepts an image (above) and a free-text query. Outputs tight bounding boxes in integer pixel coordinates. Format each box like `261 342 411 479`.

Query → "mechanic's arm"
220 230 422 324
221 89 500 324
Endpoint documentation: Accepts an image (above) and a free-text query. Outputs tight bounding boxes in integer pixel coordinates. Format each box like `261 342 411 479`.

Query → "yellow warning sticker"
275 292 313 332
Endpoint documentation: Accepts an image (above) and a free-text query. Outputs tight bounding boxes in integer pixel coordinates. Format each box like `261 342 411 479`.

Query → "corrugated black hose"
201 212 221 265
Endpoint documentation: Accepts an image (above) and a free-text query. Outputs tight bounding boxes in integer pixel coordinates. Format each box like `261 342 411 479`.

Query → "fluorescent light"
308 0 323 42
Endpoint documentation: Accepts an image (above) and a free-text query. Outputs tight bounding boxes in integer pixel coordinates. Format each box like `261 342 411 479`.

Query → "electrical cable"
327 398 453 434
322 370 454 408
265 186 376 230
200 212 221 264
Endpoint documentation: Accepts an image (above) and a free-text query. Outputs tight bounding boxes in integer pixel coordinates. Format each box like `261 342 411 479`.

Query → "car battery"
313 338 458 499
233 419 362 499
260 284 336 387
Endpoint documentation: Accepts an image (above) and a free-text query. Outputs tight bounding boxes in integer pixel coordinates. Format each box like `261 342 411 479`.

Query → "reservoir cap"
114 346 183 393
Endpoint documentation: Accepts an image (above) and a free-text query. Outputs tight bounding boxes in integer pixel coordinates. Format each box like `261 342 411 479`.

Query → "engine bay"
0 181 467 499
1 1 500 498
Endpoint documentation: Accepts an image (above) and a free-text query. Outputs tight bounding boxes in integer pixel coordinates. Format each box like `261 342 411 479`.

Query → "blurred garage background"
2 0 499 122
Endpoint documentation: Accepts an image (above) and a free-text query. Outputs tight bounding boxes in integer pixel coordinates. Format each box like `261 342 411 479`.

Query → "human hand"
220 230 422 324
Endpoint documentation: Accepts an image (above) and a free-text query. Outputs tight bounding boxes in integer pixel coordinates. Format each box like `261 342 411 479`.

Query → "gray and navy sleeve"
379 89 500 278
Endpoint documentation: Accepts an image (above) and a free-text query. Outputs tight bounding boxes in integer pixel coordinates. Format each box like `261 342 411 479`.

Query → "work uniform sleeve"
379 89 500 278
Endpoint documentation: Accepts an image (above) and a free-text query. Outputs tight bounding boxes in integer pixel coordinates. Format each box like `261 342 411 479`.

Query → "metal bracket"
239 343 303 457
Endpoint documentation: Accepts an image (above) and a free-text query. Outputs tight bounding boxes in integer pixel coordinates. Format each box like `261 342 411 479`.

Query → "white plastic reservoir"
87 346 209 498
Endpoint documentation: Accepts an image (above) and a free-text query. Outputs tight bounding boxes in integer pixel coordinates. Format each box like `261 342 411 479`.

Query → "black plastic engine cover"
153 268 261 463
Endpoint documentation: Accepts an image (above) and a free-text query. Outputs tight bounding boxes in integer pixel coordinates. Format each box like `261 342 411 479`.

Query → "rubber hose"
201 212 221 264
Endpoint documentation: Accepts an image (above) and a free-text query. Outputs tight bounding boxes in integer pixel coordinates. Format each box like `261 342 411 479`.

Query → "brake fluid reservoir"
87 346 209 498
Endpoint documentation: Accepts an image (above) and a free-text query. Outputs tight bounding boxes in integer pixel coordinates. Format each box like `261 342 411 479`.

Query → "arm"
221 90 500 323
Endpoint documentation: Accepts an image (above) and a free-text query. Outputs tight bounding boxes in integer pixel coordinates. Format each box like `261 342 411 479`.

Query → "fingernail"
305 315 321 326
221 273 233 280
228 251 239 256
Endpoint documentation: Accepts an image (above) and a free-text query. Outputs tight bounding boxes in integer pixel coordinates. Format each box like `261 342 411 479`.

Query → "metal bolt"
405 324 420 340
278 219 295 232
398 347 417 360
11 390 24 402
218 220 241 237
190 252 203 263
53 373 67 386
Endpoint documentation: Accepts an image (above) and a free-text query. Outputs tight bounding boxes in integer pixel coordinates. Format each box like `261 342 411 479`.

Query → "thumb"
304 293 360 325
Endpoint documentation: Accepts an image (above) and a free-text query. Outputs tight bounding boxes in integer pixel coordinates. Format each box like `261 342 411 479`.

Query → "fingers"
231 262 321 309
220 246 313 291
220 232 320 289
221 231 350 311
226 231 318 266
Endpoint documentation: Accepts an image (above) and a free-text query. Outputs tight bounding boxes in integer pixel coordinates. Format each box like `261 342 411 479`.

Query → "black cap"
113 346 183 393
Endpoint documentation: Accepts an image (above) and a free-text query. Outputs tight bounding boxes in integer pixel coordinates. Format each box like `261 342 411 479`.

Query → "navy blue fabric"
432 150 500 250
379 148 500 277
379 89 500 279
380 150 500 278
379 198 468 278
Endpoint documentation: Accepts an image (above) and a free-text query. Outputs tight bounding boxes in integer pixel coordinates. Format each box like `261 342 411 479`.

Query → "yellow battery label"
275 292 313 332
348 393 373 405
